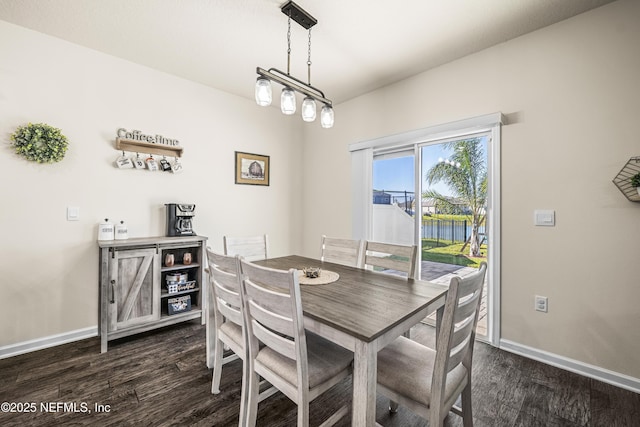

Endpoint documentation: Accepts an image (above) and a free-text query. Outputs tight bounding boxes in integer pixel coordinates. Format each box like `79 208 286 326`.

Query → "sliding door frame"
350 112 504 346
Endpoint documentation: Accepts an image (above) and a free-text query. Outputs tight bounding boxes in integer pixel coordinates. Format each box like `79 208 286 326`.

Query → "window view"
421 136 488 337
372 153 415 247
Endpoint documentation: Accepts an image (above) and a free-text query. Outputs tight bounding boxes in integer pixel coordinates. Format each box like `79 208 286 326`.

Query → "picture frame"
235 151 270 186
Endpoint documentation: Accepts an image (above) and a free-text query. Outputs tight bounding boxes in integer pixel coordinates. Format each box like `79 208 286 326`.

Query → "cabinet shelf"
161 262 200 272
161 287 200 298
613 157 640 202
160 308 202 321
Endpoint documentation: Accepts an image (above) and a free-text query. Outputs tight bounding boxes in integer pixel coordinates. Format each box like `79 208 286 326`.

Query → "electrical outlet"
535 295 548 313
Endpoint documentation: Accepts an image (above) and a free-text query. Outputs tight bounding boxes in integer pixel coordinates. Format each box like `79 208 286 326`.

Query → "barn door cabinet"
98 235 207 353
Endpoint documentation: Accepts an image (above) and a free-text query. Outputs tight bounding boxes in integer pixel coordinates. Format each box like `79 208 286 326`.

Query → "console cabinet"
98 235 207 352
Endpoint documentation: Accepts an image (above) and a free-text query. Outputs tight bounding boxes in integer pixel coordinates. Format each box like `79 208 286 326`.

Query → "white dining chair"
360 240 418 279
206 248 245 395
239 258 353 427
205 249 276 423
376 262 488 427
223 234 269 261
320 235 363 267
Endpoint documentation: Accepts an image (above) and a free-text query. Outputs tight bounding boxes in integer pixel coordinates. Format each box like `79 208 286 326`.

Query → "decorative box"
166 280 196 294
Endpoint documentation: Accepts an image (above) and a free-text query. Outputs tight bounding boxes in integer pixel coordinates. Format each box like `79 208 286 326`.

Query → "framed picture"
235 151 270 186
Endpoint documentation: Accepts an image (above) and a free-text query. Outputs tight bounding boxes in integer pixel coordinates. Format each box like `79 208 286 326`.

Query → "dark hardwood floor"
0 322 638 426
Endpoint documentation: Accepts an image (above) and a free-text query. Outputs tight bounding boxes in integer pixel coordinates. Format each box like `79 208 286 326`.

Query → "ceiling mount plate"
281 1 317 29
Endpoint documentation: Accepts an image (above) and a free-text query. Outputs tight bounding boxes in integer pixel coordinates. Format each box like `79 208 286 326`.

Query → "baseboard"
500 339 640 394
0 326 98 360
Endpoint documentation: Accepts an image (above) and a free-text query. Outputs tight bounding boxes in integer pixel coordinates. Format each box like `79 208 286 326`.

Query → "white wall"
0 20 303 348
372 205 414 246
301 0 640 381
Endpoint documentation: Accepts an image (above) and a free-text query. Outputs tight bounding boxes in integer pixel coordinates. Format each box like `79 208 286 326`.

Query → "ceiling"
0 0 616 104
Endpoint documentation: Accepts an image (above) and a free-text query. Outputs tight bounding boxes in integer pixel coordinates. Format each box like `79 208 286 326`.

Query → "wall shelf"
612 157 640 202
116 137 183 158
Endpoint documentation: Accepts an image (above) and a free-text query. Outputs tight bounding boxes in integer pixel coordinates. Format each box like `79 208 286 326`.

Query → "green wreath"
11 123 69 163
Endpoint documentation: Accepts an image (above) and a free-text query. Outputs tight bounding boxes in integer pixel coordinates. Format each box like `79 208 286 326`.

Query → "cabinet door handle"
110 280 115 304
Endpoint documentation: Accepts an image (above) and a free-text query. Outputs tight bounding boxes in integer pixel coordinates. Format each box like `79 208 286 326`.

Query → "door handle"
110 280 115 304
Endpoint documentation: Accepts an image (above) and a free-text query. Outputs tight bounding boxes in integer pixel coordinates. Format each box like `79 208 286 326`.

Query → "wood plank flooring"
0 321 638 426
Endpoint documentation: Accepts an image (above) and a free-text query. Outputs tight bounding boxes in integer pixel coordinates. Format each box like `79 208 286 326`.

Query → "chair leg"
298 396 310 427
211 339 224 394
243 370 260 427
389 400 399 413
238 360 249 427
461 382 474 427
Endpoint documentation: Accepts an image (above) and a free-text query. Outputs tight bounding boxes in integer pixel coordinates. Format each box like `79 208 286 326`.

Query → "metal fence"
421 218 485 244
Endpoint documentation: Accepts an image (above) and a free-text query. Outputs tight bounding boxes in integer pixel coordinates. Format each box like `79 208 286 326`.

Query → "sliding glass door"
418 134 490 339
352 113 502 345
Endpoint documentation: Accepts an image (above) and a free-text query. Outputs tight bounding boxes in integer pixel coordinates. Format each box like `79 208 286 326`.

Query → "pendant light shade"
255 77 272 106
320 104 334 128
281 87 296 115
301 96 316 122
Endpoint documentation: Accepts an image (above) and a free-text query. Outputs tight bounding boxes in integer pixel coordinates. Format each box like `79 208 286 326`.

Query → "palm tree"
424 138 486 257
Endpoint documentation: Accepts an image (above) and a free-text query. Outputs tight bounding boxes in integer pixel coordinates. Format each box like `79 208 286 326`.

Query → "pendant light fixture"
255 1 334 128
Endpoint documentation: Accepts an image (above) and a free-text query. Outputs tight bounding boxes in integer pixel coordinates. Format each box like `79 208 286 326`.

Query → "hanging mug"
183 253 192 265
171 158 183 174
115 152 133 169
165 253 175 267
146 156 159 171
133 154 146 169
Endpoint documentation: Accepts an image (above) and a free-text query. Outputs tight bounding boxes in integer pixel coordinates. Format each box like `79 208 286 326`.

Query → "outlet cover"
67 206 80 221
535 295 548 312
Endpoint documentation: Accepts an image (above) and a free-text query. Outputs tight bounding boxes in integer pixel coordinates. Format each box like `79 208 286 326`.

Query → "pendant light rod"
256 67 332 106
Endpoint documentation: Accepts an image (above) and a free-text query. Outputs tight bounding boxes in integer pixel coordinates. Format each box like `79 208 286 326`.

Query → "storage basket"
167 295 191 315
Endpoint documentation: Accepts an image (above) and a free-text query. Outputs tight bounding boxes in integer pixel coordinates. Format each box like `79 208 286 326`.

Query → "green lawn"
421 238 487 268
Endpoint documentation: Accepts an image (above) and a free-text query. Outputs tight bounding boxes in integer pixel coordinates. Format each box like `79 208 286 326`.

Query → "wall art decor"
235 151 270 186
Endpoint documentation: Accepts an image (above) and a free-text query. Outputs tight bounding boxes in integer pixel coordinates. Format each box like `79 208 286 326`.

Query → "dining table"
256 255 448 427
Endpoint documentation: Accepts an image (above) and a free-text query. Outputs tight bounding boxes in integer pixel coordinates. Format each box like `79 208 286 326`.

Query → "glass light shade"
281 87 296 115
301 96 317 122
255 77 272 106
320 104 334 128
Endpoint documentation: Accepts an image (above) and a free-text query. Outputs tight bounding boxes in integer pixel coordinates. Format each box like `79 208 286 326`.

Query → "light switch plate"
67 206 80 221
534 209 555 226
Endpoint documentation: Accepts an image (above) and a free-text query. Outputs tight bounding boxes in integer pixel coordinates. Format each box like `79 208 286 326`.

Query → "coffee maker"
165 203 196 236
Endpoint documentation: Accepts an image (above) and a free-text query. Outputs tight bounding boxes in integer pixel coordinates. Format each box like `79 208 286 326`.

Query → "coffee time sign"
115 128 184 158
117 128 180 146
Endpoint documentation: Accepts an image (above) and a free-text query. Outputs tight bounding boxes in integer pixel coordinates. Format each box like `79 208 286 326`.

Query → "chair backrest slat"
361 241 417 279
245 287 295 338
321 235 363 267
224 235 268 261
217 294 243 326
251 317 297 360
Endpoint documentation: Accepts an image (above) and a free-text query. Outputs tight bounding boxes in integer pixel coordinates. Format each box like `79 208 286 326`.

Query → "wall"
372 205 414 246
0 21 303 349
301 0 640 381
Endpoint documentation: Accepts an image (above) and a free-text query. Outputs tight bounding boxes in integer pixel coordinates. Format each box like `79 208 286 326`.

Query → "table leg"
352 339 377 426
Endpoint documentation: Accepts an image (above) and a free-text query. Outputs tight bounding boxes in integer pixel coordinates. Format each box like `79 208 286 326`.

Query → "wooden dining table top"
256 255 448 344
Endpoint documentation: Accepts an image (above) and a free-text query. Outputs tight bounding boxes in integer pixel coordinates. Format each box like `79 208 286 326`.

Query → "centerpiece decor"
11 122 69 163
